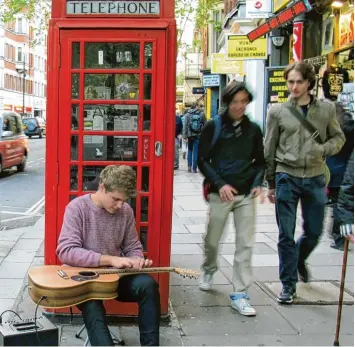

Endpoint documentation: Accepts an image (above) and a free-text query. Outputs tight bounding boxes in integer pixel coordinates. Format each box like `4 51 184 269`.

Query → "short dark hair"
222 81 253 106
191 102 197 108
284 62 316 91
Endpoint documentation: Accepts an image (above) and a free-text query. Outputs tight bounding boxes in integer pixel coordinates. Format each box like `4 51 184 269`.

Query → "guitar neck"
96 267 176 276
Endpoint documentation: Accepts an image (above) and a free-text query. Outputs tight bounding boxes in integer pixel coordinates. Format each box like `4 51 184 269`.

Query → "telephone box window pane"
83 136 138 161
70 195 77 201
141 196 149 222
72 43 80 69
84 104 138 131
143 105 151 131
127 197 137 217
144 43 152 69
85 43 140 69
84 74 139 100
71 136 78 161
70 166 78 191
140 227 148 252
141 167 150 192
144 74 152 100
72 105 79 130
72 74 80 99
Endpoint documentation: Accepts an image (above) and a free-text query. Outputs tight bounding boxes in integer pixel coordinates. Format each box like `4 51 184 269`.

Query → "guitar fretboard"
96 267 176 275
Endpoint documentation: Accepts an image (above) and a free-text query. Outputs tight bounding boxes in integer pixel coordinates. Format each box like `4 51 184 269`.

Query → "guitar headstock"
174 268 200 279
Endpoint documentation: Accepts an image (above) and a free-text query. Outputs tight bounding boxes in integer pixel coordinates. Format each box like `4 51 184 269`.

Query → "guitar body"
28 266 120 308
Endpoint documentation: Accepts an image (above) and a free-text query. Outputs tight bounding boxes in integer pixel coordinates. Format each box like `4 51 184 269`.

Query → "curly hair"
284 62 316 91
99 165 137 197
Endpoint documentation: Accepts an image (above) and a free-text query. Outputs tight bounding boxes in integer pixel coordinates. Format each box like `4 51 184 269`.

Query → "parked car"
0 112 29 174
22 117 46 138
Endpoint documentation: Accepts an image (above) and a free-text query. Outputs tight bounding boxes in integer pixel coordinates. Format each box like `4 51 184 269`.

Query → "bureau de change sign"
66 0 160 15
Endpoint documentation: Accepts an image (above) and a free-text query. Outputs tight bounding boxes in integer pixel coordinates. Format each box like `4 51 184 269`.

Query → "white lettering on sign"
143 137 149 161
66 1 160 15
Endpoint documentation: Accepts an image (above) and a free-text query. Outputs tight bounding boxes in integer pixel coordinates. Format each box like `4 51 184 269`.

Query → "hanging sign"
246 0 272 19
247 0 311 42
211 53 244 74
66 1 160 15
227 35 267 60
203 75 220 87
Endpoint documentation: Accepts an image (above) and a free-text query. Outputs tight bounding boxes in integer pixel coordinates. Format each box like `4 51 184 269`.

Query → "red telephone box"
45 0 176 316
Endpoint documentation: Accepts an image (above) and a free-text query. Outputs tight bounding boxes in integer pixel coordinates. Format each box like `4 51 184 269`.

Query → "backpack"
202 116 222 201
189 112 203 134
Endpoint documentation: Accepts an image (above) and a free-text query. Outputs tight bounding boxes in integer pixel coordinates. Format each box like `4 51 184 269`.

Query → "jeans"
77 274 160 346
187 138 199 170
275 173 327 288
174 138 180 168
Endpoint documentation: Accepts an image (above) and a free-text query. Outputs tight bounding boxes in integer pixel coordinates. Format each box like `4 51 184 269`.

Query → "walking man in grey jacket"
264 62 345 304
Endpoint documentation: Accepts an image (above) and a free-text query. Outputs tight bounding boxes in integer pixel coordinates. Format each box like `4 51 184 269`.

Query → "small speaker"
0 315 58 346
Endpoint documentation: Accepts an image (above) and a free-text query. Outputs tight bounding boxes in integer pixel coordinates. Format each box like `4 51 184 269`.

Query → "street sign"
203 75 220 87
246 0 272 19
192 87 205 94
211 54 244 74
247 0 311 42
227 35 267 60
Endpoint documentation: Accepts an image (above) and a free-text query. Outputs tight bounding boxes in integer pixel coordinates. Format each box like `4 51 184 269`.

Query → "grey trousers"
174 138 179 168
202 193 256 293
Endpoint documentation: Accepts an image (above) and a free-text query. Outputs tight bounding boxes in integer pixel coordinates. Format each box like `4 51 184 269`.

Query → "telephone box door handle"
155 141 162 157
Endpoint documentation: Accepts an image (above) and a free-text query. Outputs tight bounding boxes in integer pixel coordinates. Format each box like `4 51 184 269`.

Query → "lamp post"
16 44 27 117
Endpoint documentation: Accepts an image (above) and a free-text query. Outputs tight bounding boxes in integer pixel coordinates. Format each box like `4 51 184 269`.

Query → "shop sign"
247 0 311 42
192 87 205 94
321 14 334 55
66 0 160 15
246 0 272 19
273 0 291 13
203 75 220 87
227 35 267 60
339 11 354 48
211 53 244 74
14 106 23 112
4 104 13 111
292 21 304 61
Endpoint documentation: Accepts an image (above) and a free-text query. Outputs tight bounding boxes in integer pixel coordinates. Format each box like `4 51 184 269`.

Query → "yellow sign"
211 54 244 74
227 35 267 60
273 0 291 13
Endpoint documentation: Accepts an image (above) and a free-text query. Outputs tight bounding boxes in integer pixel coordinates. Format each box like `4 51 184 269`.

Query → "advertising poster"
339 11 354 48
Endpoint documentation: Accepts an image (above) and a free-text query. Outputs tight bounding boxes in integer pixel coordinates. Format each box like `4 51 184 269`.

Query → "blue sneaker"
230 293 256 316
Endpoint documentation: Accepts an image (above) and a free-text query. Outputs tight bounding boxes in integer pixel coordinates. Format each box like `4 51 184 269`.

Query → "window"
17 47 23 62
3 114 22 135
18 18 23 33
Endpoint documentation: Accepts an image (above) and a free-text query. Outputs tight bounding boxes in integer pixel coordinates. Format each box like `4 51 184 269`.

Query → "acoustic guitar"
28 265 200 308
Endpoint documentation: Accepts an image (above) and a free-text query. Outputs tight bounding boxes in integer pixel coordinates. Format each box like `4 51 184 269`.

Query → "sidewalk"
0 162 354 346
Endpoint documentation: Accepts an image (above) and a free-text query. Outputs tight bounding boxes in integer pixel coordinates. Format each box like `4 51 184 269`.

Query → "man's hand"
267 189 276 204
219 185 238 202
177 134 182 140
109 256 135 269
251 187 265 203
131 258 153 270
340 224 354 243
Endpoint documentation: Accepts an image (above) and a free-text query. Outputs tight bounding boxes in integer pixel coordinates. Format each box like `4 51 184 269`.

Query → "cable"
34 296 46 346
0 310 23 323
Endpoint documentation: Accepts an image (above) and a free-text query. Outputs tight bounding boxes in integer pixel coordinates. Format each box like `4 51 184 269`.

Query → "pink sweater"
56 194 143 267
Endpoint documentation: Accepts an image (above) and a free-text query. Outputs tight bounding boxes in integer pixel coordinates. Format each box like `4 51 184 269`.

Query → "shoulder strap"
285 105 324 145
211 116 222 149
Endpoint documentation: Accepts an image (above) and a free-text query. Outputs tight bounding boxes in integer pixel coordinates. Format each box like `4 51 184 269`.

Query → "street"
0 138 46 230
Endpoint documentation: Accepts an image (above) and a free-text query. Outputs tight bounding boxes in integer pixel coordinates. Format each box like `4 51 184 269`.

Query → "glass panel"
72 74 80 99
84 105 138 131
141 196 149 222
70 195 77 201
70 166 78 191
127 197 137 218
85 74 139 100
71 104 79 130
144 74 152 100
83 136 138 161
85 43 140 69
141 167 150 192
71 136 78 160
72 43 80 69
144 43 152 69
143 105 151 131
140 227 148 252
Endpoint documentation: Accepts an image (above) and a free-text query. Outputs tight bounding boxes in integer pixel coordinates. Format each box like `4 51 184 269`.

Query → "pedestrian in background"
175 114 183 170
198 82 265 317
264 62 345 304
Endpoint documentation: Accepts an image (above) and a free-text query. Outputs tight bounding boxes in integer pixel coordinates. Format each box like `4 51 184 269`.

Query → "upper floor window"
17 47 23 62
18 18 23 33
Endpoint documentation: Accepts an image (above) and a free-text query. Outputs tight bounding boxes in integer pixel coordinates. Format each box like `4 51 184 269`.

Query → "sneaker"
277 286 296 304
193 169 198 173
188 167 192 173
199 273 213 291
230 293 256 316
298 262 310 283
330 242 345 251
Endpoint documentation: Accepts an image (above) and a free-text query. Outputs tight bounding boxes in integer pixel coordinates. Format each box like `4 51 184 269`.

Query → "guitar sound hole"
78 271 97 277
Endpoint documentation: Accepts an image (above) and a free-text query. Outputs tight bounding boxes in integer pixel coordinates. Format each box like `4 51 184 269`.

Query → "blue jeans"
187 138 199 170
77 274 160 346
275 173 327 288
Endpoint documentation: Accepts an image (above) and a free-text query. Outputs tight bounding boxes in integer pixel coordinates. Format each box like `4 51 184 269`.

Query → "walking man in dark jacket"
264 62 345 304
198 82 265 316
175 114 183 169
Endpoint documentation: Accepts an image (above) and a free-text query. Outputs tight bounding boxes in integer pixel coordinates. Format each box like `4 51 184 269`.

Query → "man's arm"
183 114 189 139
323 103 345 156
251 124 266 189
197 120 227 189
56 204 102 267
264 106 280 189
177 117 183 136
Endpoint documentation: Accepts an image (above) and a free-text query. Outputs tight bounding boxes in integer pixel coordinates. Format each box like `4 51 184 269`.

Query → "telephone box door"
56 30 166 315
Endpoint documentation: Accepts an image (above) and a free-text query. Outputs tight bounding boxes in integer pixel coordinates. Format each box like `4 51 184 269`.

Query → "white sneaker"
230 294 256 316
199 273 213 291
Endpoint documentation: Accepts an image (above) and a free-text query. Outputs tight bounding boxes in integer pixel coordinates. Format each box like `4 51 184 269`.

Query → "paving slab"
0 261 30 279
174 306 297 336
5 249 37 263
0 299 15 316
170 243 203 255
310 265 354 283
172 225 189 234
261 281 354 305
170 254 230 269
172 233 203 244
222 253 279 267
13 238 43 251
253 266 280 282
0 279 23 299
170 269 229 286
307 253 354 266
0 241 15 257
216 242 277 255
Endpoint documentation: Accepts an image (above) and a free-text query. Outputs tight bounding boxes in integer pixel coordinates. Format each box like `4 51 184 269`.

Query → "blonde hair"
99 165 137 197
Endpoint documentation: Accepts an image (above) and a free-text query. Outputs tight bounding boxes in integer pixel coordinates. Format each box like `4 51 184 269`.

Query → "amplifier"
0 315 58 346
